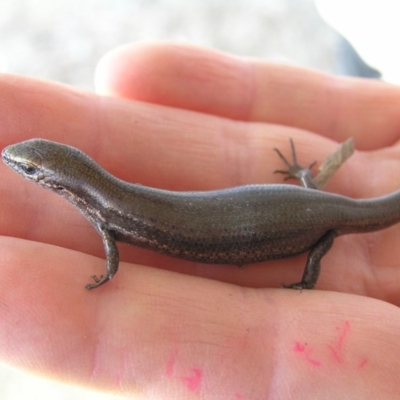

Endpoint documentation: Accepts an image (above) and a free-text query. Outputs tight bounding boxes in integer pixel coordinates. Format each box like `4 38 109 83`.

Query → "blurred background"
1 0 388 92
0 0 393 398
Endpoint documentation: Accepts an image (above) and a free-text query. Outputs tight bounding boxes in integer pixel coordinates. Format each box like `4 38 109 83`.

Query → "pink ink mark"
181 368 203 392
358 357 368 369
293 341 321 367
327 321 350 364
294 342 305 352
165 348 178 378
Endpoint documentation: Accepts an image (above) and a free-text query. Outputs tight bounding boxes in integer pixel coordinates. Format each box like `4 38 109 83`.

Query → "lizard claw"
274 138 318 189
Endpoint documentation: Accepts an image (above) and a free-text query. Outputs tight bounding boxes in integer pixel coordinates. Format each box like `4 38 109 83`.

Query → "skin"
1 42 400 399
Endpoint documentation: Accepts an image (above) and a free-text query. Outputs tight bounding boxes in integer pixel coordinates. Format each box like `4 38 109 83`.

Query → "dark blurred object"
337 36 381 79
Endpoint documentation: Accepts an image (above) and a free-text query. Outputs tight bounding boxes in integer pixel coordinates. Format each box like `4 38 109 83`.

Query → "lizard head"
2 138 90 191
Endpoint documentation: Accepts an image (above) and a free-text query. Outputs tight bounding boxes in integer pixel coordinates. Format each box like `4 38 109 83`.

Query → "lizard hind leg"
273 138 318 189
281 230 336 290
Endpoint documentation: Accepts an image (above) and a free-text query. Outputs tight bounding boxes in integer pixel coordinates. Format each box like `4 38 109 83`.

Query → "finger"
1 237 399 398
0 73 280 189
95 42 400 149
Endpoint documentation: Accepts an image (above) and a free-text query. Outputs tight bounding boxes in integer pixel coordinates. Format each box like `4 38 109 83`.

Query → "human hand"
1 42 400 398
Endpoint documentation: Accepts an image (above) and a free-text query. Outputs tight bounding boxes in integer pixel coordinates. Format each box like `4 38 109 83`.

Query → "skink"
2 138 400 290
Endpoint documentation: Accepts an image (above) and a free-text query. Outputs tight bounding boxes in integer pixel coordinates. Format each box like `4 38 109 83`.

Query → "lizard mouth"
1 146 16 168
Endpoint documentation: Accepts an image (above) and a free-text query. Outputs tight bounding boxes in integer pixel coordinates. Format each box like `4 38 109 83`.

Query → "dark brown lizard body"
3 138 399 290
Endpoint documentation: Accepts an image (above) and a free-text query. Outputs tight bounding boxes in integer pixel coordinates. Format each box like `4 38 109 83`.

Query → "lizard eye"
20 164 37 175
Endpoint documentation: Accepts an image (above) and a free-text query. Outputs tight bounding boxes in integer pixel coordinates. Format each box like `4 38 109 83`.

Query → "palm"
1 43 400 399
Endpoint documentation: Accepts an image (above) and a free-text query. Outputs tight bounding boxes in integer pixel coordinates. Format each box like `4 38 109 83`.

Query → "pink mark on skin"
234 394 244 400
327 321 350 364
181 368 203 392
293 341 321 367
165 348 179 378
358 357 368 369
